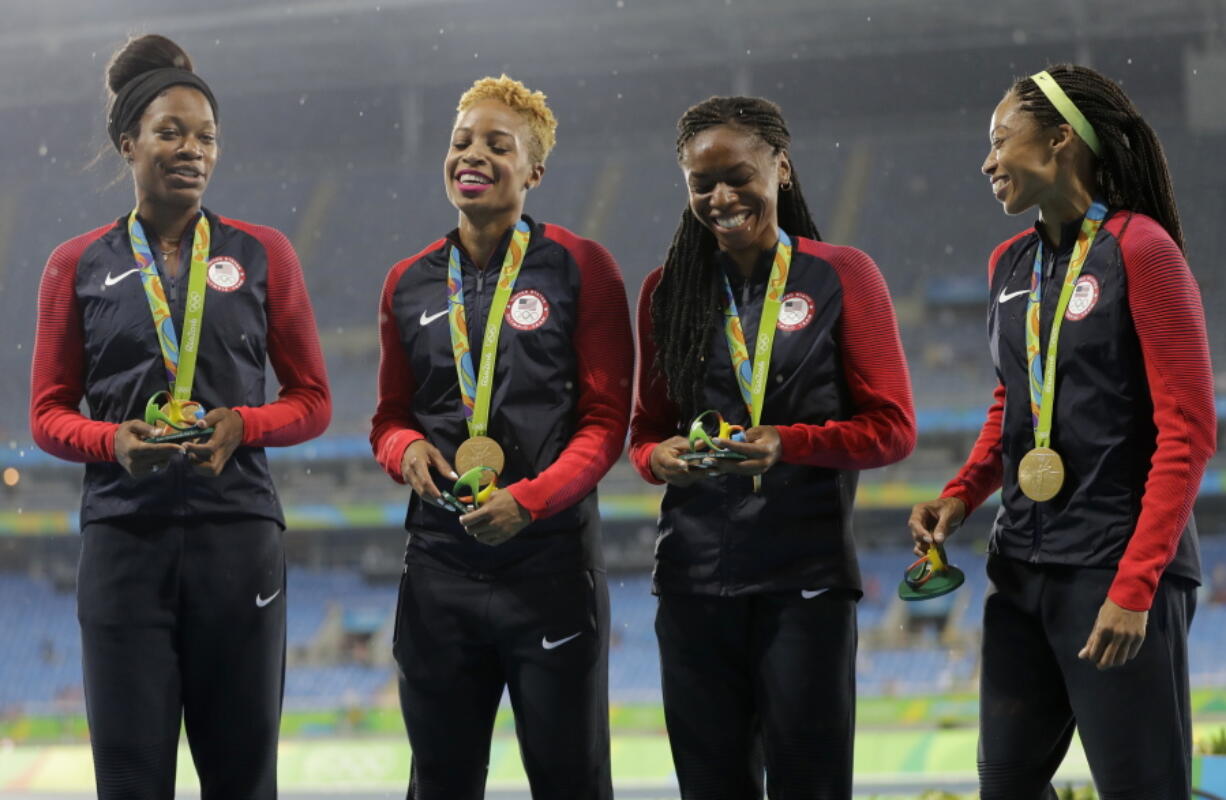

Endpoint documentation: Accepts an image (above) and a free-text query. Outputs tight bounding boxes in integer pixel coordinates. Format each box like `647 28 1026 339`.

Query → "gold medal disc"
1018 446 1065 502
455 436 505 484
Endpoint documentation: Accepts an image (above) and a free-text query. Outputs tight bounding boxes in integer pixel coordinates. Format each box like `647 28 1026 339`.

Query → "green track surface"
3 698 1222 793
11 689 1226 743
0 729 1097 792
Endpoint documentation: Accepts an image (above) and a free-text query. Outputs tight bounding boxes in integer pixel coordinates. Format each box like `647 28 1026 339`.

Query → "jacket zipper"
471 262 490 365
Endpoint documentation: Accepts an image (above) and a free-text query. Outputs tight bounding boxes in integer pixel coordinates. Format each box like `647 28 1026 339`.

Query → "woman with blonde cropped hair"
371 75 632 799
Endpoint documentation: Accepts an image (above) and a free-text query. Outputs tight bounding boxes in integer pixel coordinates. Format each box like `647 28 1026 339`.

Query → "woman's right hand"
907 497 967 556
650 436 708 487
401 439 458 507
114 420 185 478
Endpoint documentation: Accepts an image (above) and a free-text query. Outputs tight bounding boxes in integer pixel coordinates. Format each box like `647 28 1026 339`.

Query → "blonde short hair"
457 74 557 164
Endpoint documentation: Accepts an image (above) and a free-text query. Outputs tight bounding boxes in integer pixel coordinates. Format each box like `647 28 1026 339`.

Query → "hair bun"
106 34 194 95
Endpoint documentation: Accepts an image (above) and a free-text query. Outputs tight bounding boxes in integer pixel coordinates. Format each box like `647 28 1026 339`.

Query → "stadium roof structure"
0 0 1221 110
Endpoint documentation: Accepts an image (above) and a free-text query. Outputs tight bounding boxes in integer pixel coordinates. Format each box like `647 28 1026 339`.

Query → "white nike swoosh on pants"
255 589 281 608
419 308 448 326
541 632 582 650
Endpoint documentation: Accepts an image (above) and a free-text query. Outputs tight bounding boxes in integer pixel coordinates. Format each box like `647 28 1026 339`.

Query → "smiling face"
443 99 544 222
120 85 217 212
982 91 1065 216
680 124 790 262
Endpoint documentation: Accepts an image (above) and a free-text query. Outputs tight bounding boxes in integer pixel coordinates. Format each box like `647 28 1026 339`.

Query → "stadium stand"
3 537 1225 714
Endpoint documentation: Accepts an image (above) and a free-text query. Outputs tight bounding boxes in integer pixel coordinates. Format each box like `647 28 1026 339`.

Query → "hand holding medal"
401 439 459 504
181 407 244 477
434 463 530 547
898 541 966 601
649 436 709 486
401 440 526 543
706 425 782 477
458 484 532 547
114 419 185 478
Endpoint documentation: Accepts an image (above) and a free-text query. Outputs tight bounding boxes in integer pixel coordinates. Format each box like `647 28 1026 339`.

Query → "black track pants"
78 517 286 800
655 589 858 800
978 555 1195 800
393 562 611 800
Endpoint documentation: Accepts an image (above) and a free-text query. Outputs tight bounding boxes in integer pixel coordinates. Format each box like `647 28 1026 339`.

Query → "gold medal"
1018 446 1065 502
455 436 505 485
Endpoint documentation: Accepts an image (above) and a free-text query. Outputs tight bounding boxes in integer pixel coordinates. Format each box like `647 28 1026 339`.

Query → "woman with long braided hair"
909 65 1214 797
629 96 915 798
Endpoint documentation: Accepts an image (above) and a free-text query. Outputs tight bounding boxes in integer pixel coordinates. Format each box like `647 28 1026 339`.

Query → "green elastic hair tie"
1031 70 1102 157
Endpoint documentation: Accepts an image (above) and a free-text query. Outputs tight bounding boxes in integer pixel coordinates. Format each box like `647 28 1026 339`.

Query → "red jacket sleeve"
29 228 119 463
773 243 917 469
1107 215 1216 611
939 231 1031 513
505 228 634 519
369 250 434 484
223 220 331 447
628 268 675 484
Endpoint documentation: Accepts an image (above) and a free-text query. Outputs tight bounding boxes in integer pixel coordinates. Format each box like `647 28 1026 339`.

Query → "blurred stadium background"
2 0 1226 796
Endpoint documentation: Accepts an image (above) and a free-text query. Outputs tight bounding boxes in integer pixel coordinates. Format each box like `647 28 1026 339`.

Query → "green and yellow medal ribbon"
1024 201 1106 449
719 228 793 428
446 219 532 437
127 209 211 428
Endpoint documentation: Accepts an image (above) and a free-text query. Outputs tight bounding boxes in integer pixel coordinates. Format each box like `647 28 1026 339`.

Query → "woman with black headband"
29 34 330 799
909 65 1214 797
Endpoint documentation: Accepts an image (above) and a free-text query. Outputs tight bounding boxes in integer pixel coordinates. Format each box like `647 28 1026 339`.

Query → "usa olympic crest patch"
206 257 246 293
506 289 549 331
777 292 815 331
1064 274 1100 321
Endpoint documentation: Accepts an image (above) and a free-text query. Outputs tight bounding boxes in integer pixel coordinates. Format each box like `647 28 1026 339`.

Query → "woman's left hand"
711 425 782 476
1078 597 1148 670
182 407 245 477
460 488 532 546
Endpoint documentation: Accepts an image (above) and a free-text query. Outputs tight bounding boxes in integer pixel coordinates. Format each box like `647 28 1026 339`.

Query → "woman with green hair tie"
909 64 1214 798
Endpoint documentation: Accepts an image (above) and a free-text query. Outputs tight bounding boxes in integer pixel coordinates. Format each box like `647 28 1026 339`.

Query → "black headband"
107 67 219 151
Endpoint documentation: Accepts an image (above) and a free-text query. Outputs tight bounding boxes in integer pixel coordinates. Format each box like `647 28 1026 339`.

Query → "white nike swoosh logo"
103 268 141 288
419 308 448 326
801 588 829 599
255 589 281 608
998 288 1030 304
541 632 582 650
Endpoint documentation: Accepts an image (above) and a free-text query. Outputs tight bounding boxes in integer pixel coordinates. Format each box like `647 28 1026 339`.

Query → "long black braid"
650 96 822 422
1013 64 1183 250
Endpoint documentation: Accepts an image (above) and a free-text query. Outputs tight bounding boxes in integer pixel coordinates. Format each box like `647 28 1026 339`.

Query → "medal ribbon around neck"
127 209 211 425
1025 201 1107 449
719 228 793 428
447 219 532 437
